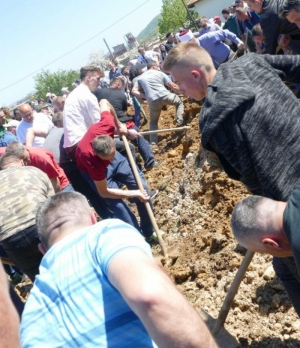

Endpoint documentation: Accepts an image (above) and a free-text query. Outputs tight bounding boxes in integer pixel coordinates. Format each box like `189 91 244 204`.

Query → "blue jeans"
273 256 300 316
130 125 154 168
61 162 113 219
82 152 154 238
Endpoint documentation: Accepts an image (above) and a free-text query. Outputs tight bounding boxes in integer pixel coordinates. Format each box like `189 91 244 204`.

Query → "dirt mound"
140 99 300 347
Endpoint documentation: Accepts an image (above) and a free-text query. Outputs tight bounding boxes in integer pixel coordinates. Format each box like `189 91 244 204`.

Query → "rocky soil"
15 99 300 347
141 100 300 347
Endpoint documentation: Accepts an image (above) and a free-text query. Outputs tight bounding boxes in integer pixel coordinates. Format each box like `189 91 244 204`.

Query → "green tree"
158 0 199 36
33 69 79 99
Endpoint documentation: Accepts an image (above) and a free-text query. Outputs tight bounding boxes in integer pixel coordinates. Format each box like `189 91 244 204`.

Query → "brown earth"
139 99 300 347
15 99 300 347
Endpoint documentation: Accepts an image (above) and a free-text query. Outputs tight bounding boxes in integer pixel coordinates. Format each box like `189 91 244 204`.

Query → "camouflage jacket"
0 166 54 241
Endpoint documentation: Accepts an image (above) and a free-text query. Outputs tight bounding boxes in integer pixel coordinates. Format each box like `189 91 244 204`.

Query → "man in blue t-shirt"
20 192 216 348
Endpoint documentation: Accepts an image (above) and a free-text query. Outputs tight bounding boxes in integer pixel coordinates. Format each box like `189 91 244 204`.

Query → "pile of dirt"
140 99 300 347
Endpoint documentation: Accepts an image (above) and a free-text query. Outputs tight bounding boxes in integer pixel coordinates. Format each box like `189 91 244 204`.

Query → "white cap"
3 120 20 128
178 29 194 42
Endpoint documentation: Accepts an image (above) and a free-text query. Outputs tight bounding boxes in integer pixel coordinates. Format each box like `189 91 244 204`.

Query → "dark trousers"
81 151 154 238
1 225 43 282
129 125 155 168
273 256 300 316
60 161 113 219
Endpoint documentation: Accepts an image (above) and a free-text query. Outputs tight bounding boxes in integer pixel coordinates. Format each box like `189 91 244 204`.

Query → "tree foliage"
33 69 79 99
88 50 109 70
137 14 161 42
158 0 199 36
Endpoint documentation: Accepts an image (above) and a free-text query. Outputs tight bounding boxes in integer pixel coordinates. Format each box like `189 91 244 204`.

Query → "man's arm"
132 81 146 100
50 177 61 193
166 81 180 94
0 263 20 348
94 178 149 201
218 29 244 49
108 249 217 348
262 54 300 84
99 99 140 139
25 127 49 147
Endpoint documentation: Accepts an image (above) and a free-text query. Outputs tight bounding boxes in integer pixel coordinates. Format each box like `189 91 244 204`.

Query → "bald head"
231 196 290 256
19 104 34 123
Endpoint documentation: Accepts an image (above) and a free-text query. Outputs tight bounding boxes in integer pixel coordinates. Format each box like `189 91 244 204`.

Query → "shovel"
121 134 175 260
198 250 255 347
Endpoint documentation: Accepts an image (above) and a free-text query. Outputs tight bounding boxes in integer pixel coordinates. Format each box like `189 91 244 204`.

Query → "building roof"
187 0 202 8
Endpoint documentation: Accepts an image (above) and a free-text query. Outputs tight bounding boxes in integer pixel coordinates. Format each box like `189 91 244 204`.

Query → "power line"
0 0 151 93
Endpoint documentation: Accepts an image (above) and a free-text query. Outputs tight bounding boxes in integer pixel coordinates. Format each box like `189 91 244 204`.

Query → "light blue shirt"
20 219 158 348
199 30 240 68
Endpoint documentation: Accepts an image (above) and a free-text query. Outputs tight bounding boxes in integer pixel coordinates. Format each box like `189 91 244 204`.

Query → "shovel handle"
213 250 255 334
121 135 168 257
1 257 15 266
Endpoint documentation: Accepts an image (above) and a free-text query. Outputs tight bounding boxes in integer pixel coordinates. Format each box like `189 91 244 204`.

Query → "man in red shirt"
5 142 73 192
76 99 154 239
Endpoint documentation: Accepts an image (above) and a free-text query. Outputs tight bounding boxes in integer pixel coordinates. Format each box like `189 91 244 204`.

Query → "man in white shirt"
136 47 160 65
16 104 53 147
63 66 102 160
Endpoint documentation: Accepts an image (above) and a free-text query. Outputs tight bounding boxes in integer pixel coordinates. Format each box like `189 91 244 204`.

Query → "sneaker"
145 162 160 170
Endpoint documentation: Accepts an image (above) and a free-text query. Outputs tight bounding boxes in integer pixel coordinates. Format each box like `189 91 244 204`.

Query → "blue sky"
0 0 162 106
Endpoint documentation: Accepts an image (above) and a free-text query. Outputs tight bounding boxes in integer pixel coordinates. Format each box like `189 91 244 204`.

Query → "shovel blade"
197 308 239 348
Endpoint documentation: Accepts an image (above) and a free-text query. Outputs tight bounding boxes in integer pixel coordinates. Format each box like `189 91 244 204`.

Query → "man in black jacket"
279 0 300 27
93 78 156 169
163 42 300 315
246 0 300 53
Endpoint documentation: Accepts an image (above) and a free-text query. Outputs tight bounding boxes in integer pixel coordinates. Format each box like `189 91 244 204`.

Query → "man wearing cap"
72 78 81 89
178 29 244 68
3 120 19 136
246 0 300 54
164 32 176 52
0 110 18 147
213 16 224 28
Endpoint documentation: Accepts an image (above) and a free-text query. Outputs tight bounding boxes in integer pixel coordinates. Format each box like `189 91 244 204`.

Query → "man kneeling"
20 192 216 348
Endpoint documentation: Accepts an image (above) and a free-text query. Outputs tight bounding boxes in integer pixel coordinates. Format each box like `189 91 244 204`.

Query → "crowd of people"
2 0 300 346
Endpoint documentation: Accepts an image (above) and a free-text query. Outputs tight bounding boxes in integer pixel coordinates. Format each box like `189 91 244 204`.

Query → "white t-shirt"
137 51 159 64
16 112 54 147
63 84 101 148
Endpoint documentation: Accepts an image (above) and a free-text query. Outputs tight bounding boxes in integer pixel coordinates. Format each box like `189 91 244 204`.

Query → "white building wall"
193 0 230 21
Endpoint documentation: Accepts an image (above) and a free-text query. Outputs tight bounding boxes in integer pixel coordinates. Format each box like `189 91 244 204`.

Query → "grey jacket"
200 53 300 201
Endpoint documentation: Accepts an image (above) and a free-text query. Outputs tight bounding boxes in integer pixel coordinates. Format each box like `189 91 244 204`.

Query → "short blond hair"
163 42 214 74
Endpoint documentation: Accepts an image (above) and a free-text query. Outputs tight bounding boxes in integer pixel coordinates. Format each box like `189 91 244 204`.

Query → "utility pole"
103 38 114 59
180 0 199 31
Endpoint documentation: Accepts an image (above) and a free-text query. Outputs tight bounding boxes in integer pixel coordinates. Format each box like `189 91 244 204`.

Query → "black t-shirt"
283 182 300 276
93 88 132 123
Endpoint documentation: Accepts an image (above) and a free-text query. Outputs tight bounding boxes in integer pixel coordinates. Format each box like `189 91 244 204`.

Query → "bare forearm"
98 187 139 200
50 177 61 192
130 277 217 348
0 265 20 348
